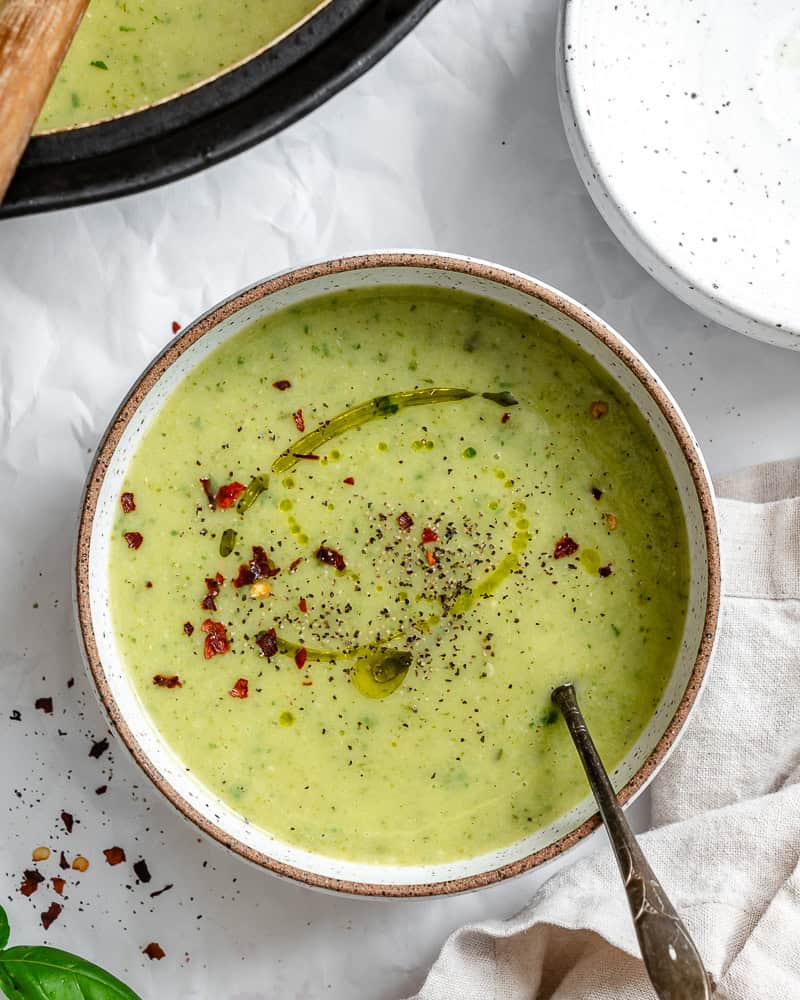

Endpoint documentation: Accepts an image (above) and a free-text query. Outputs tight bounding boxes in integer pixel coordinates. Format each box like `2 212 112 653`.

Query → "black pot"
1 0 439 218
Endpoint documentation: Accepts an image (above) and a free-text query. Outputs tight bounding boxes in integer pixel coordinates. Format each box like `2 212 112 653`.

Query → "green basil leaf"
0 904 8 950
0 946 141 1000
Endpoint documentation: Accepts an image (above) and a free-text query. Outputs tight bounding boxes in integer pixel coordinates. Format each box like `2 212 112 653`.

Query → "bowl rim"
75 250 721 897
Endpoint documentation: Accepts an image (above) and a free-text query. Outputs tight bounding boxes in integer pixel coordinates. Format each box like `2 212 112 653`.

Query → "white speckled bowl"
76 253 720 897
558 0 800 348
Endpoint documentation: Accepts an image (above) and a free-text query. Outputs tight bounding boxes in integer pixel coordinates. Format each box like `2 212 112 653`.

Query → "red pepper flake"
273 379 292 391
171 320 181 334
298 598 308 613
133 859 151 883
183 621 194 636
59 852 69 871
255 628 278 659
554 535 579 559
35 697 53 714
599 564 613 577
120 492 136 513
421 527 438 544
20 870 44 897
51 877 66 896
199 477 216 510
153 674 182 688
103 846 126 866
501 412 511 424
230 678 249 699
216 481 246 509
143 942 165 961
232 545 280 587
292 452 320 461
426 549 437 567
591 486 603 500
301 680 313 686
397 512 414 531
289 557 304 572
201 619 230 659
295 647 308 670
201 572 224 611
61 811 74 833
123 531 143 550
292 409 305 432
590 400 609 419
89 737 109 759
343 476 355 486
315 545 346 572
41 902 62 930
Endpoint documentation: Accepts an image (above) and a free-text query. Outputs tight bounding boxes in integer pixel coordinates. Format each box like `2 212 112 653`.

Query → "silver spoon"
551 683 713 999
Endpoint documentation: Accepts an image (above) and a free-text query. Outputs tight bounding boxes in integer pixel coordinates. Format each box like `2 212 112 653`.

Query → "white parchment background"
2 1 800 997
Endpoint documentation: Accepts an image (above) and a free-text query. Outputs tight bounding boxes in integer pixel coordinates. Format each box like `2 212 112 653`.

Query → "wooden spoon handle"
0 0 90 201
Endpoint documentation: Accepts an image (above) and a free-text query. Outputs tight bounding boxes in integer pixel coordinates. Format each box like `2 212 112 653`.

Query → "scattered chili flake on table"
103 846 126 866
133 859 151 883
289 557 304 572
232 545 280 587
35 697 53 714
590 400 609 419
199 477 216 510
421 527 438 544
183 621 194 636
501 412 511 424
315 545 346 571
171 320 180 334
59 852 69 870
397 512 414 531
599 564 613 577
120 491 136 513
153 674 182 689
343 476 355 485
292 409 305 432
230 678 249 699
255 629 278 659
298 598 308 613
61 811 74 833
591 486 603 500
143 942 165 961
216 481 246 508
295 647 308 670
201 620 230 659
272 379 291 391
554 535 579 559
89 737 109 759
32 847 50 862
123 531 143 550
41 902 62 930
20 870 44 897
51 877 66 895
71 856 89 873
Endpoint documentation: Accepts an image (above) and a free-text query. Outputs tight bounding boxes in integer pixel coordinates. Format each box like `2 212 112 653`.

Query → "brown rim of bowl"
75 251 721 898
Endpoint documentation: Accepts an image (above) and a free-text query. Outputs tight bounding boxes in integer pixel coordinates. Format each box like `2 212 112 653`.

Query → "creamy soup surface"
109 286 689 866
37 0 322 131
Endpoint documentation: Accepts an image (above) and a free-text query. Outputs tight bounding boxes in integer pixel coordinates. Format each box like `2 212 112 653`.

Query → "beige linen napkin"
410 459 800 1000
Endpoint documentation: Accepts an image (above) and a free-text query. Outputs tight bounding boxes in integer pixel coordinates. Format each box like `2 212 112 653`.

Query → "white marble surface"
1 0 800 997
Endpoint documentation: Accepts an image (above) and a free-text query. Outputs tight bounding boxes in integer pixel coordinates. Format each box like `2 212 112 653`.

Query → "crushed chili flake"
103 846 126 866
200 477 216 510
20 869 44 897
289 557 304 572
41 902 62 930
599 564 613 578
292 409 305 432
201 619 230 659
591 486 603 500
315 545 346 572
230 678 249 699
421 527 439 544
120 492 136 513
89 737 109 759
554 535 579 559
35 697 53 714
292 452 320 461
133 859 151 883
425 549 437 567
255 629 278 659
153 674 182 689
183 621 194 636
143 942 166 961
343 476 355 485
201 572 224 611
295 647 308 670
501 412 511 424
95 785 107 796
61 811 74 833
123 531 143 550
171 320 180 333
298 598 308 613
590 400 609 419
397 512 414 531
72 855 89 872
272 379 292 391
59 851 69 871
51 877 66 896
232 545 280 587
605 513 618 531
32 847 50 862
216 481 246 509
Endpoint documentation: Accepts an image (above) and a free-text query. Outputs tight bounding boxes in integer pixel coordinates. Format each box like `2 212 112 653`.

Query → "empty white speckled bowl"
558 0 800 348
75 252 720 896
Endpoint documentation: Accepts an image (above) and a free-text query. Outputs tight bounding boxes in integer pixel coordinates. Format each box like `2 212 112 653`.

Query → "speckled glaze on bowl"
75 252 720 897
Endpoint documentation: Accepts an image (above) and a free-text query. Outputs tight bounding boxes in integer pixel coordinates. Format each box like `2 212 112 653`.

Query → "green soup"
109 286 689 866
37 0 322 132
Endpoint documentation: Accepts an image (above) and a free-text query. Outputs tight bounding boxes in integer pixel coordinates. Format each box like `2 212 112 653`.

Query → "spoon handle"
552 683 713 999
